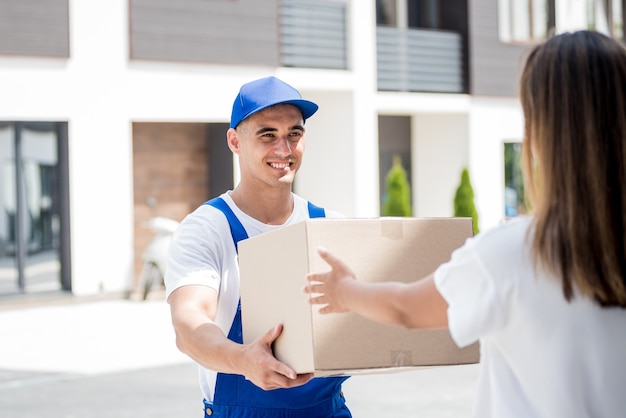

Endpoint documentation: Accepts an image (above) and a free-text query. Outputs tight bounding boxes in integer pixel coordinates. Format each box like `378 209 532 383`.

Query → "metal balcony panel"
282 44 346 58
279 0 347 70
280 5 345 22
281 55 347 68
377 27 463 93
378 53 460 69
281 36 346 50
280 24 345 38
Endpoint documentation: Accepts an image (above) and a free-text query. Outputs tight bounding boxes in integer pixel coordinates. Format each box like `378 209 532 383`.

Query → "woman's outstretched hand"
305 247 448 329
304 247 356 314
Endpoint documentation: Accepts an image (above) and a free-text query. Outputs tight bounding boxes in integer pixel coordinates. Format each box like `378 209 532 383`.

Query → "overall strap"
206 197 325 250
307 201 326 219
205 196 349 415
205 197 249 251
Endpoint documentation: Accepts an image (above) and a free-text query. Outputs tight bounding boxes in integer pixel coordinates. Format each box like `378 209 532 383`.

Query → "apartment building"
0 0 623 297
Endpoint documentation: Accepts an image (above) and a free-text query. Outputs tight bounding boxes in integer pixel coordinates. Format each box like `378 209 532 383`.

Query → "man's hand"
240 324 314 390
170 285 313 390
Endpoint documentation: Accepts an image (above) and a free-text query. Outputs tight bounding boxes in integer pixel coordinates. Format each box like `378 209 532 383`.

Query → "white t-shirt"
165 191 342 402
434 216 626 418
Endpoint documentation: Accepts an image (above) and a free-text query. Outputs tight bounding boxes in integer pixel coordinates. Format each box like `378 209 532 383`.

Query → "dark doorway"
131 122 232 291
378 115 413 214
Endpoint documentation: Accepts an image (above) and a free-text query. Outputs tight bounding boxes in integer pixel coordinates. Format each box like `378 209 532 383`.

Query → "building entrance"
0 122 70 296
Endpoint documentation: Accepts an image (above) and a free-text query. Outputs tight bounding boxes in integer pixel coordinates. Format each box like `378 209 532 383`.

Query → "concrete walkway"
0 296 478 417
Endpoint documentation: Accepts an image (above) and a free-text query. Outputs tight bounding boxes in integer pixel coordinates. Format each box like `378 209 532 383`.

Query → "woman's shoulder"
463 215 534 259
477 215 533 240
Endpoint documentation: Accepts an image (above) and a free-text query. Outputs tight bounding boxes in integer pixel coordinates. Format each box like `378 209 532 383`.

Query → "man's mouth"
269 162 292 170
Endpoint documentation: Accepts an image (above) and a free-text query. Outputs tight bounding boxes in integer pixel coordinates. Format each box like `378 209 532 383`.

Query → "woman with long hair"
305 30 626 417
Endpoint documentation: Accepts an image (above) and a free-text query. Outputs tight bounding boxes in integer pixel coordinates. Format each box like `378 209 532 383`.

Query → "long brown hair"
519 30 626 307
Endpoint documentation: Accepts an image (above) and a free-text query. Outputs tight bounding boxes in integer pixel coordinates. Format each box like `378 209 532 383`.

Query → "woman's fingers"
305 282 325 293
306 273 325 285
304 281 327 303
317 246 342 269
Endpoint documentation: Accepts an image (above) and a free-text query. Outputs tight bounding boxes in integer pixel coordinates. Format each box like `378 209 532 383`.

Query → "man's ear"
227 128 240 154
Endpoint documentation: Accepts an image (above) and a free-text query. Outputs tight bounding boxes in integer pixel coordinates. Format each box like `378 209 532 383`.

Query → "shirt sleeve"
164 207 227 300
434 235 508 348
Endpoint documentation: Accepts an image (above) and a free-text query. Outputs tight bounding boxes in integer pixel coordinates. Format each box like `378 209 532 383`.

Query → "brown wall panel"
132 122 212 289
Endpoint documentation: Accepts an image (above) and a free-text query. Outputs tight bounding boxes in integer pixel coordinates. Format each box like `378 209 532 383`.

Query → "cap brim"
234 99 319 128
282 99 319 120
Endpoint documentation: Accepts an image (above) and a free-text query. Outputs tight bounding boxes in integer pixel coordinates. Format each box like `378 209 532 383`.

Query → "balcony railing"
377 27 464 93
279 0 347 70
278 2 464 94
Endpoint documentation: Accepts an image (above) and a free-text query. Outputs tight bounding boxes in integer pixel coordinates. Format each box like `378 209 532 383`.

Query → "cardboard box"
238 217 479 376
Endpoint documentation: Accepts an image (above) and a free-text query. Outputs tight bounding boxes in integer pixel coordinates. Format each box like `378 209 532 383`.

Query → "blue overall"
203 197 350 417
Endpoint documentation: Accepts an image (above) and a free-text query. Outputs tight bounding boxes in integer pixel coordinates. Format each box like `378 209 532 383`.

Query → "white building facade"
0 0 621 297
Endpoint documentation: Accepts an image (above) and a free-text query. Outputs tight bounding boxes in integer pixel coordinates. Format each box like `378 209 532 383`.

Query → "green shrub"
383 155 412 217
454 167 480 234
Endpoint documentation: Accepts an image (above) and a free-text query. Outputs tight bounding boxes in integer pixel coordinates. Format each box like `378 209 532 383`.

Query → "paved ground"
0 295 478 417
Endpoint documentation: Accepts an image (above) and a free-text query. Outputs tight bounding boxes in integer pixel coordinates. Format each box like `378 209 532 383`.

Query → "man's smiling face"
232 104 306 188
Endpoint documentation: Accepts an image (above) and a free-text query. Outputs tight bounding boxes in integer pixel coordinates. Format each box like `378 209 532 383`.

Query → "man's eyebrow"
254 125 304 135
255 127 277 135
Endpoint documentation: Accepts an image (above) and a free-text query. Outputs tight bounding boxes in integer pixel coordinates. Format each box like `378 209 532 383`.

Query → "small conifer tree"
383 155 412 217
454 167 480 234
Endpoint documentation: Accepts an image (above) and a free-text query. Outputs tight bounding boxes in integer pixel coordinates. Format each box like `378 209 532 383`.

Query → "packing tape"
391 350 413 367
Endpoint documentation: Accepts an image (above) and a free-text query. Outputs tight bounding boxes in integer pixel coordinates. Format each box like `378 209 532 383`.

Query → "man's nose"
274 137 292 155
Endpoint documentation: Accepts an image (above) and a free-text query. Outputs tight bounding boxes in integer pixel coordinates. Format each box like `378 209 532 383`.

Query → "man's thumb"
264 323 283 344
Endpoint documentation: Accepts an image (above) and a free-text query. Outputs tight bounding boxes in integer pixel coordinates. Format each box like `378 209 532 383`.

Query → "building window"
377 0 441 29
498 0 625 43
504 142 527 218
377 0 398 26
498 0 551 43
408 0 440 29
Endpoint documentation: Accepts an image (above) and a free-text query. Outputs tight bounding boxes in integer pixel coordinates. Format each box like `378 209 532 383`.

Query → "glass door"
0 124 18 294
0 122 69 296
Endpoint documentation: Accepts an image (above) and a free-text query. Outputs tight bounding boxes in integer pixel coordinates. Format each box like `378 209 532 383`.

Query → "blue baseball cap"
230 76 319 128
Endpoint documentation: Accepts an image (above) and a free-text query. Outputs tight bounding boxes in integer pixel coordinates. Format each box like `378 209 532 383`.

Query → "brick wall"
132 122 211 289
